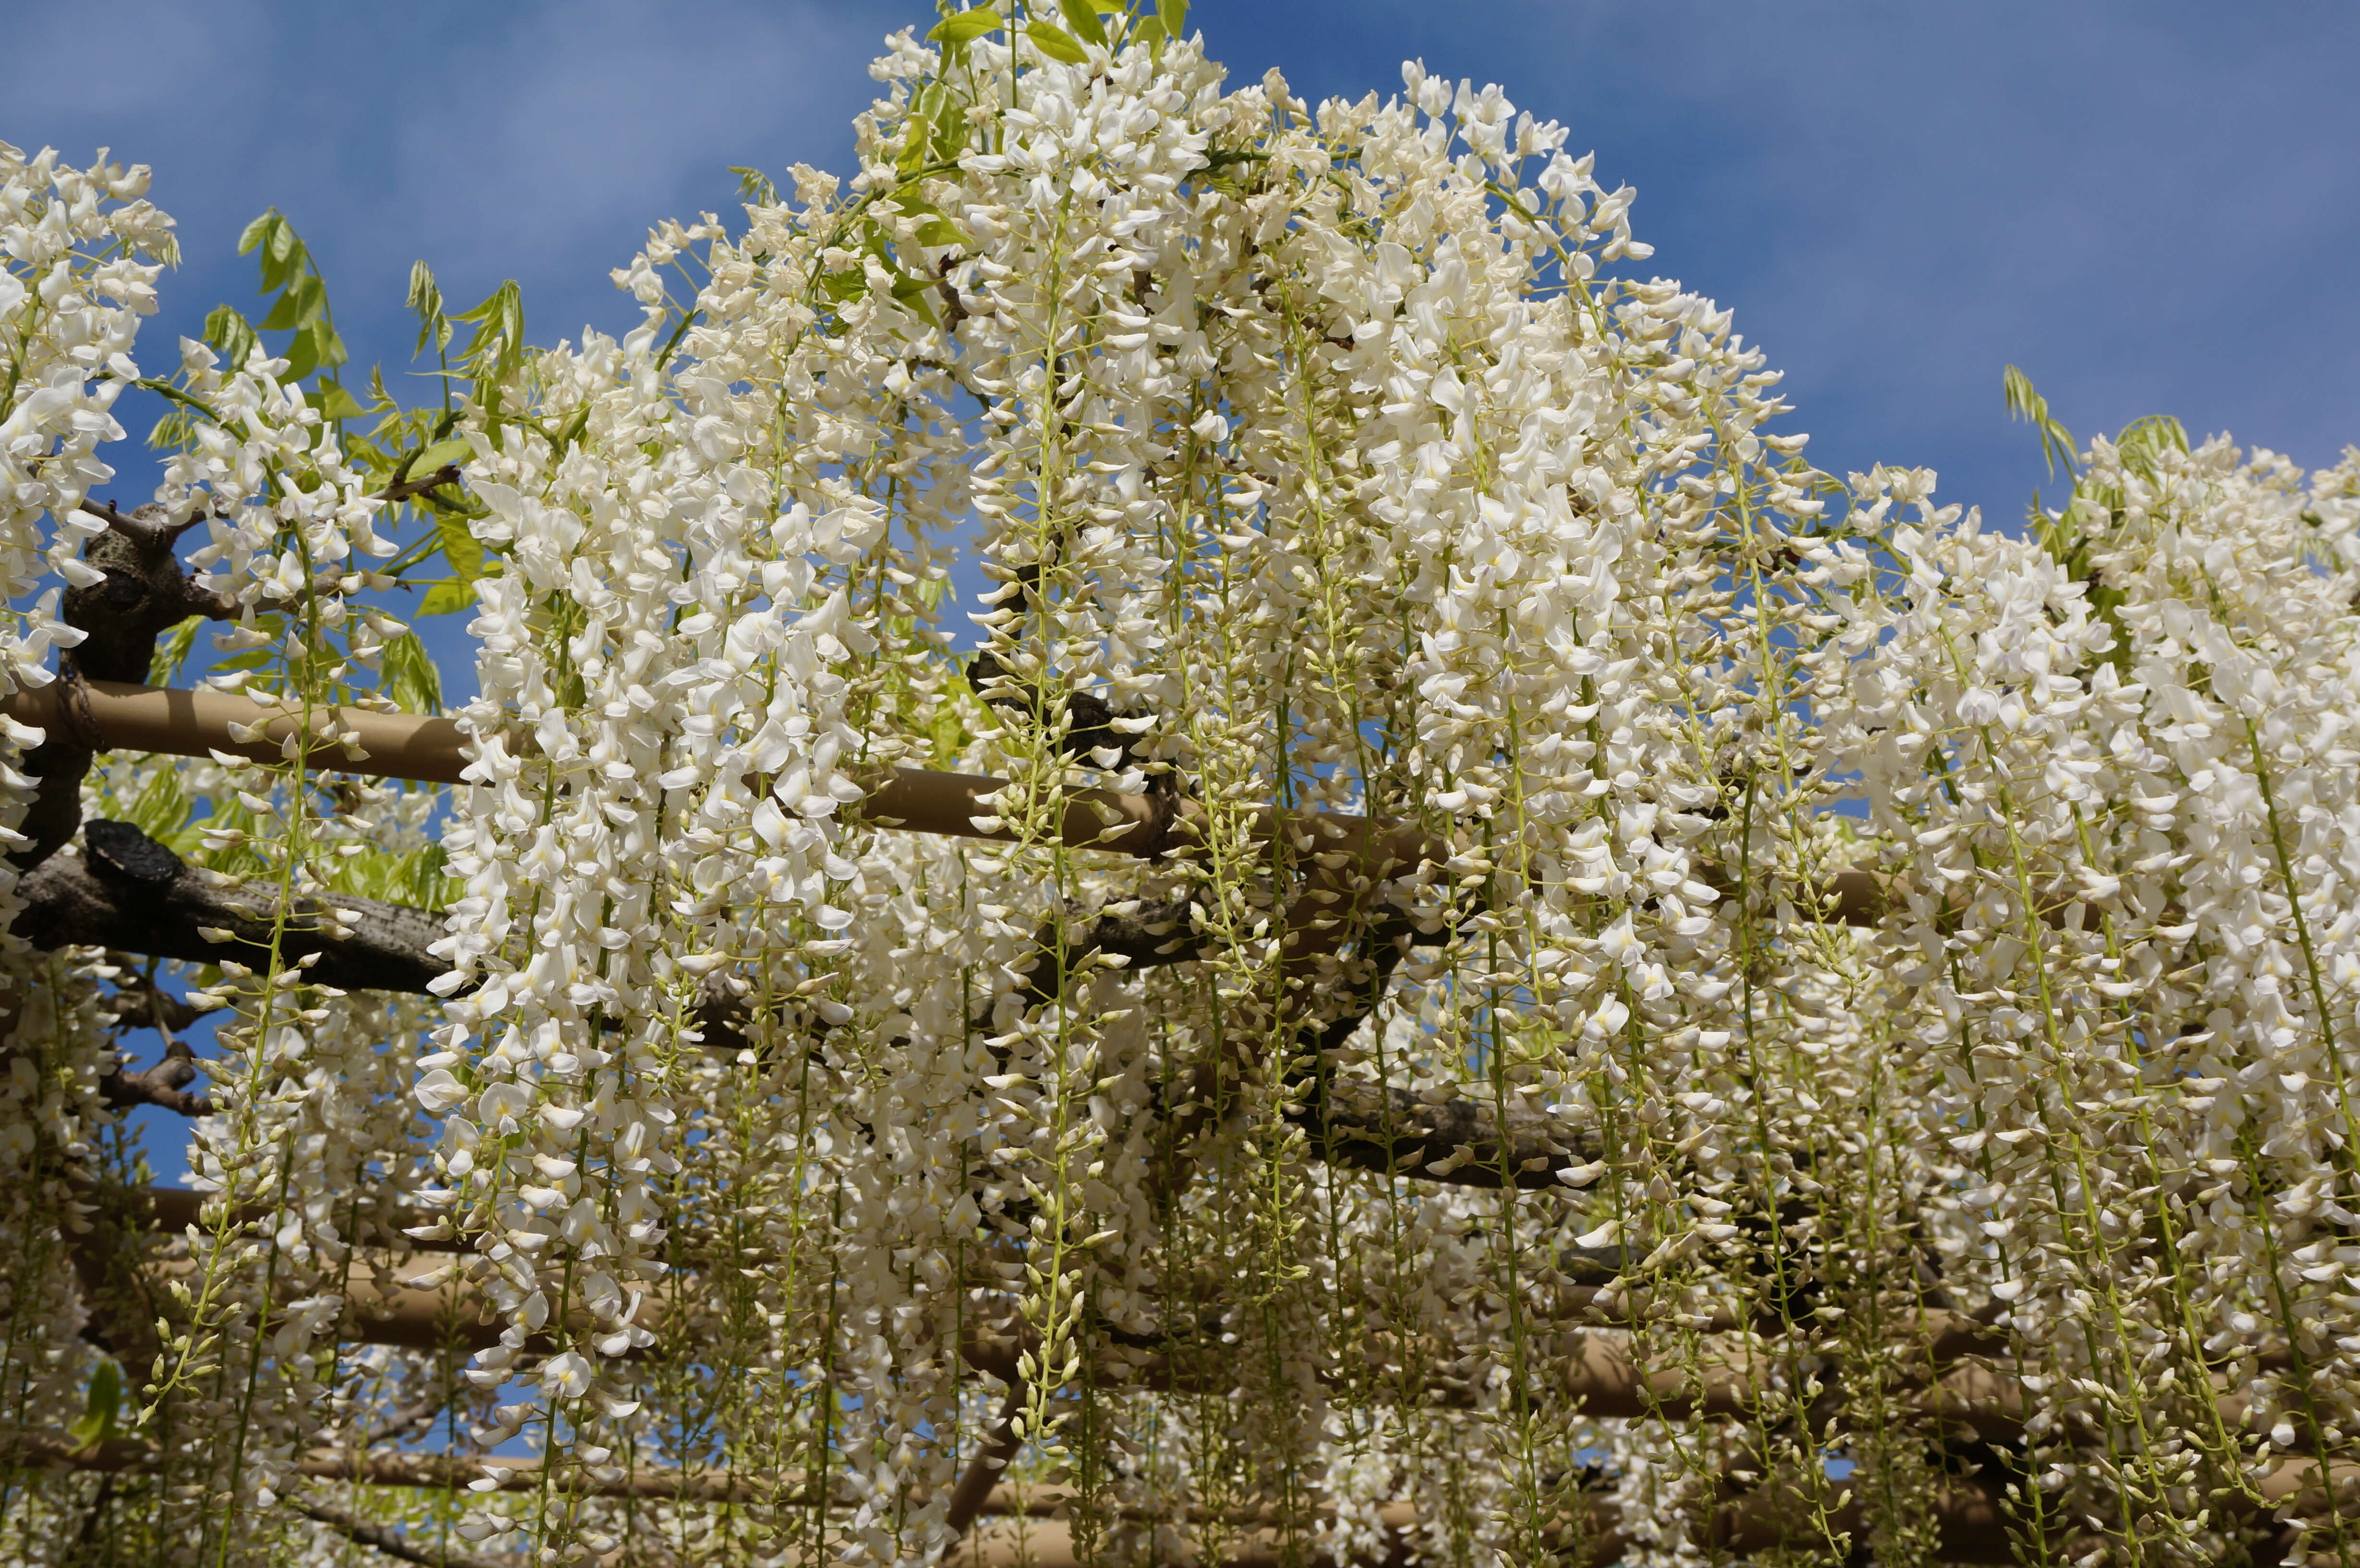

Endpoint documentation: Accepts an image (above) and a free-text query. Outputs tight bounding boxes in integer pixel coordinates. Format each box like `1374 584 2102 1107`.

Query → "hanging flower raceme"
0 144 176 1544
397 16 1979 1562
1809 436 2360 1561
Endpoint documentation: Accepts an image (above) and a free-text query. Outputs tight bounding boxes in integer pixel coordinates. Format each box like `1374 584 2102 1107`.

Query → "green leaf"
897 85 971 172
361 364 397 416
210 649 278 673
418 580 478 617
120 760 191 847
227 209 349 379
148 616 204 687
69 1362 122 1452
931 101 972 164
1157 0 1187 39
889 273 943 327
307 378 366 421
913 217 970 248
256 271 321 332
898 84 940 175
550 401 593 454
820 269 868 303
414 437 473 473
380 630 443 716
728 165 779 206
1026 19 1087 62
204 305 261 374
1056 0 1107 47
239 211 301 291
435 511 485 583
2114 413 2189 486
2003 364 2077 481
279 327 320 382
452 280 526 397
929 8 1002 44
1134 16 1166 45
408 259 451 356
404 842 456 907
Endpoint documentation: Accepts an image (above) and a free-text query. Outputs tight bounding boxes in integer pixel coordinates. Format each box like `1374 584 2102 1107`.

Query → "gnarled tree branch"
18 819 448 993
11 507 241 872
98 1035 211 1116
28 816 1596 1191
293 1502 514 1568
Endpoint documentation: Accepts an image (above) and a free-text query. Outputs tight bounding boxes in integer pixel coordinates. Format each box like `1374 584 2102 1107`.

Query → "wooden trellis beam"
14 1402 2347 1560
0 1429 2022 1563
0 678 1885 921
93 1211 2034 1450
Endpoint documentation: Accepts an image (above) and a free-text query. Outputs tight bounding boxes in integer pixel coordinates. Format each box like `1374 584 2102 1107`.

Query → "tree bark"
10 506 239 871
17 819 448 994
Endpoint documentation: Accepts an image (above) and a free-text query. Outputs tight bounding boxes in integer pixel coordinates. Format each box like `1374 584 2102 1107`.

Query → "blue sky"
15 0 2356 528
11 4 2357 1174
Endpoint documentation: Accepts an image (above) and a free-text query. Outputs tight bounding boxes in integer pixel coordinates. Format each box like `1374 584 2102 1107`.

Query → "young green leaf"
889 272 943 328
234 209 348 379
929 8 1002 44
414 437 474 474
2003 364 2077 481
930 99 972 164
452 280 527 400
209 649 278 673
147 617 203 687
380 630 444 716
68 1362 122 1452
401 842 458 907
728 165 779 206
899 84 942 175
2114 413 2189 485
121 760 193 851
417 580 478 617
361 365 397 416
204 305 261 376
255 272 319 334
1157 0 1187 38
434 510 486 583
1056 0 1107 48
239 211 301 292
307 378 366 421
1026 19 1088 62
408 259 452 356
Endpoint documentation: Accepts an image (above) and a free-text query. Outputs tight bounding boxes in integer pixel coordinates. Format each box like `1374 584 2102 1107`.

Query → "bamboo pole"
0 679 1192 853
89 1216 2042 1446
945 1481 2022 1568
1555 1327 2030 1445
0 678 473 784
17 1426 2349 1561
104 1189 2041 1445
0 678 1885 919
2 1430 2020 1562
